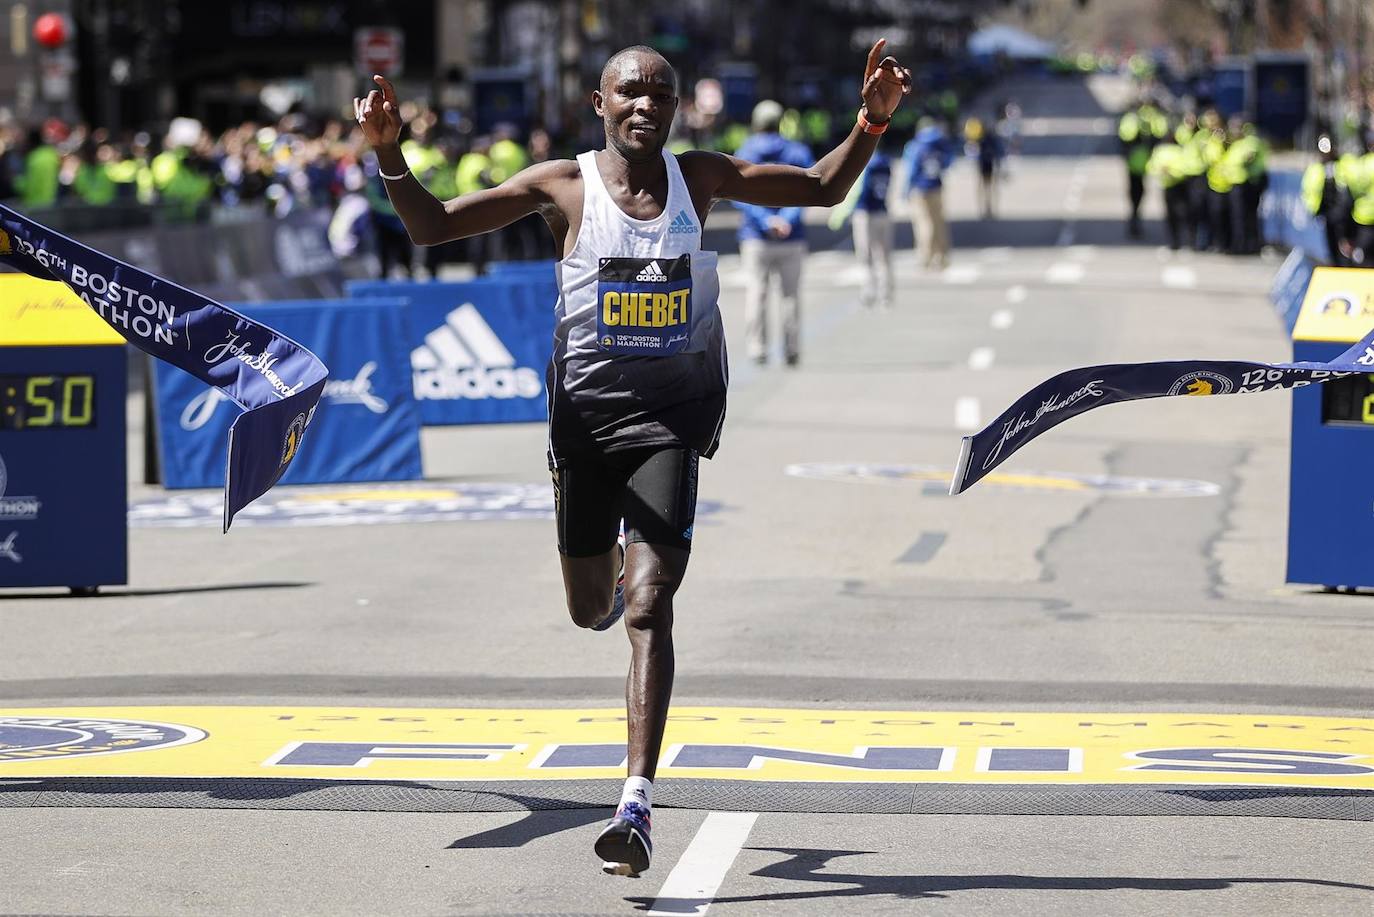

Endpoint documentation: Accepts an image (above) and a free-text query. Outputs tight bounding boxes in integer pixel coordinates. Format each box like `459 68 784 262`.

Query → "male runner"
354 41 910 875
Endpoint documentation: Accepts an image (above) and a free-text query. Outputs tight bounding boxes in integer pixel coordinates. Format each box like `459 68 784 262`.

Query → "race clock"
0 274 127 593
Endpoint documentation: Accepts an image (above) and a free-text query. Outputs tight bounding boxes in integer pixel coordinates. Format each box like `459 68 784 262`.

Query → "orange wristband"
857 108 889 135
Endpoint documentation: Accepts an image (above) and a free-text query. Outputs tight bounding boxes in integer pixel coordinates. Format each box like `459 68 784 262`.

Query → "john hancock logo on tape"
0 716 206 761
597 254 692 355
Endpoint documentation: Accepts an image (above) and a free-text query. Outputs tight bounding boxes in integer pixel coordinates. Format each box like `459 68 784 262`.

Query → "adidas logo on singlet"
634 260 669 282
411 304 542 400
668 209 697 234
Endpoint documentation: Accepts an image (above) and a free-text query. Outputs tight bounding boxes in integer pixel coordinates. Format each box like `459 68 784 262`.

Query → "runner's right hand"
354 75 403 147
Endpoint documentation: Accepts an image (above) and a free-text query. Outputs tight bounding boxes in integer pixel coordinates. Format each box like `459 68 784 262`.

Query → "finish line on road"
2 707 1371 792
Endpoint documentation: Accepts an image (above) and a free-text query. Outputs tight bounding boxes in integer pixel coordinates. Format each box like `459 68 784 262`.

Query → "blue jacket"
854 153 891 212
902 127 955 192
733 132 815 241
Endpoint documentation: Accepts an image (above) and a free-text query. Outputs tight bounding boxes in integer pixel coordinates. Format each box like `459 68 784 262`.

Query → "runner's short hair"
600 45 677 94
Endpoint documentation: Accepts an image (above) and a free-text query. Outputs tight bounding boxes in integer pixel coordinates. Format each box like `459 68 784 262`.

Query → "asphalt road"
3 74 1374 916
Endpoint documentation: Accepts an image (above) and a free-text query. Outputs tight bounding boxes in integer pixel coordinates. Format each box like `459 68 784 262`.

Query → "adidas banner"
0 204 328 531
153 298 422 489
950 327 1374 495
346 276 557 426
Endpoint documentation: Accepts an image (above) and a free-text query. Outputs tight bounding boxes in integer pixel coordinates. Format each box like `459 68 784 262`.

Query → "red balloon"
33 13 66 49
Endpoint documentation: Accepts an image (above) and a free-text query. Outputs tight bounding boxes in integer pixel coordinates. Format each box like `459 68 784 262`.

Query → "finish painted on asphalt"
783 463 1221 497
2 708 1371 790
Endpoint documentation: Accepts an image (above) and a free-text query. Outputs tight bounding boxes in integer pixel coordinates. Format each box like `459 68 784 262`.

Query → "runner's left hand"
859 39 912 122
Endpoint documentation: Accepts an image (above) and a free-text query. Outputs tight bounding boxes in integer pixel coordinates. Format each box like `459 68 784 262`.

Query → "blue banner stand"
153 298 422 488
345 278 556 426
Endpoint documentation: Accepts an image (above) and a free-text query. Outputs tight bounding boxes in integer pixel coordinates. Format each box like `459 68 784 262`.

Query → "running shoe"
596 800 652 875
593 530 627 631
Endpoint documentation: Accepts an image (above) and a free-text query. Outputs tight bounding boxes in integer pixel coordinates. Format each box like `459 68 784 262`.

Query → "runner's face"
595 57 678 161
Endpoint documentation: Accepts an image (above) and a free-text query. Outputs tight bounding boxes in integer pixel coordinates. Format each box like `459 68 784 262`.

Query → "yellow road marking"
2 707 1371 789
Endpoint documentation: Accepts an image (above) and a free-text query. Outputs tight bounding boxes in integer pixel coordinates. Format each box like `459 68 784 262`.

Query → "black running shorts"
550 447 699 557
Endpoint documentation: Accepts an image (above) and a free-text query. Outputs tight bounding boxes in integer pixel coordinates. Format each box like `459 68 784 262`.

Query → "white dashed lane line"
647 812 758 917
1161 265 1198 289
1005 284 1028 303
1045 262 1086 284
942 264 980 284
990 309 1014 330
967 346 995 371
955 396 982 431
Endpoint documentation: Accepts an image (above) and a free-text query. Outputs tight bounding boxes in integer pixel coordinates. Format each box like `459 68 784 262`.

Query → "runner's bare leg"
560 548 622 628
622 541 689 778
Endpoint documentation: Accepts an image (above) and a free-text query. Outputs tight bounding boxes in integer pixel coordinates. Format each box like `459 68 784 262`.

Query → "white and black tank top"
547 149 728 461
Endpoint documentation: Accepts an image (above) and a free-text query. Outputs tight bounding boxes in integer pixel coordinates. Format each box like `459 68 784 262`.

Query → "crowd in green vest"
1 118 216 220
1120 101 1270 253
1301 130 1374 266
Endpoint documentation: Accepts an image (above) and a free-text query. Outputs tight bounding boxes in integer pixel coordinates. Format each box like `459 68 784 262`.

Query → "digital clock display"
0 373 97 430
1321 373 1374 427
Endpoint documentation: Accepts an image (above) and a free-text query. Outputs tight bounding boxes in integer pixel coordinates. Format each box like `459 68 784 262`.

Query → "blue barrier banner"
485 260 557 278
154 298 422 488
345 277 556 425
1270 248 1316 333
1260 170 1329 263
950 327 1374 495
0 204 327 531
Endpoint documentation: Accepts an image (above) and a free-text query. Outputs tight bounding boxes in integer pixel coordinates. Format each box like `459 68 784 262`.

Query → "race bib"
597 254 692 355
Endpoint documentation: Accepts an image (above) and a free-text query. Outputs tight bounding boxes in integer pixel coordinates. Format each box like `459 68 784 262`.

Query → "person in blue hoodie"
735 100 816 366
901 117 955 268
831 145 894 308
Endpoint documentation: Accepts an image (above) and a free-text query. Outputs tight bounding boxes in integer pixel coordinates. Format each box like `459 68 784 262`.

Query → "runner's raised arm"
682 40 912 208
353 75 570 246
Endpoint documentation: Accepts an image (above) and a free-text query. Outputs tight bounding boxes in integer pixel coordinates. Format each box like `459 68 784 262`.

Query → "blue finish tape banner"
950 328 1374 495
345 277 556 426
0 205 328 530
154 298 422 489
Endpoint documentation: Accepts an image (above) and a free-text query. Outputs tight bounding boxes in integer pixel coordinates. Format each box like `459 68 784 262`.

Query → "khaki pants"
851 209 893 308
912 188 950 268
741 238 806 362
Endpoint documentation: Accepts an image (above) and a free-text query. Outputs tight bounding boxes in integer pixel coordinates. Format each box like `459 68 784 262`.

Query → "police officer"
1302 134 1350 265
1205 119 1242 253
1119 101 1166 238
16 124 62 209
1345 132 1374 266
1226 119 1268 255
1147 129 1196 250
455 135 498 272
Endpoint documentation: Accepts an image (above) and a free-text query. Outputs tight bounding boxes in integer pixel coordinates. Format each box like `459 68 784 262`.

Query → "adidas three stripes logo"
667 209 697 234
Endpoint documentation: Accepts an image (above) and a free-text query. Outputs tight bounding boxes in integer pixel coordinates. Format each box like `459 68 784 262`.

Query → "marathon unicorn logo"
0 716 206 761
280 413 307 466
1168 371 1235 397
